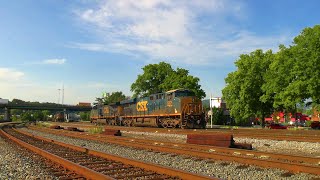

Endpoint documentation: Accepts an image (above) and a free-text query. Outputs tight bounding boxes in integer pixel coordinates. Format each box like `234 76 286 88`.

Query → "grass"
88 126 104 134
36 122 52 128
220 125 239 129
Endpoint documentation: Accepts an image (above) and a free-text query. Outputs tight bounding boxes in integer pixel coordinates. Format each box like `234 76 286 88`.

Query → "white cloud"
0 68 24 81
73 0 291 65
43 58 66 65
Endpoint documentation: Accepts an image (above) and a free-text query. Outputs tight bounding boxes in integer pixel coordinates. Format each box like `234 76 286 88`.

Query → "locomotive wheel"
123 119 133 127
162 122 168 128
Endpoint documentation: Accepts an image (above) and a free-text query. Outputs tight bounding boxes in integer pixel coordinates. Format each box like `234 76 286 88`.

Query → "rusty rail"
0 128 112 180
29 126 320 175
9 126 215 180
51 122 320 142
32 126 320 165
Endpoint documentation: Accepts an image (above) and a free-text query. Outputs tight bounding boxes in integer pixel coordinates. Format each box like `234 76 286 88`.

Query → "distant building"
77 102 91 107
0 99 9 104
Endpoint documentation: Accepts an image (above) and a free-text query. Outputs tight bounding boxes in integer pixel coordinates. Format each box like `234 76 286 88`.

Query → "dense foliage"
95 91 126 105
222 50 274 126
79 112 90 121
131 62 206 99
210 107 228 125
222 25 320 126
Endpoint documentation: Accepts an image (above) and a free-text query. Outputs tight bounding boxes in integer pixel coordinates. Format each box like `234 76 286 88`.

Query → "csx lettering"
167 101 173 107
136 101 148 111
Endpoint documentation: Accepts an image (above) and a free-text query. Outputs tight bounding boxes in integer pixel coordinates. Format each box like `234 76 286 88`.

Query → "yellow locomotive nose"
181 96 203 114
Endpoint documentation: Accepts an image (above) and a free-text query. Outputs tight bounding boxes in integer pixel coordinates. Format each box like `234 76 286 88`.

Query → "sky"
1 0 319 104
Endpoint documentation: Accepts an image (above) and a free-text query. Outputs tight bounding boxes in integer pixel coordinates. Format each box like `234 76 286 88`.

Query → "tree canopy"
131 62 206 99
105 91 126 104
222 50 274 126
131 62 174 97
95 91 126 105
222 25 320 126
262 25 320 112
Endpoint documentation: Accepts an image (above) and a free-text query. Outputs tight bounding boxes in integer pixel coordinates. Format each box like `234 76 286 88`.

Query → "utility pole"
210 94 213 128
58 89 61 104
62 84 65 122
62 84 64 105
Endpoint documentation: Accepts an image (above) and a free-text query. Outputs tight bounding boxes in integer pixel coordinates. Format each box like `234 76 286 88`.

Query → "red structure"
265 112 310 123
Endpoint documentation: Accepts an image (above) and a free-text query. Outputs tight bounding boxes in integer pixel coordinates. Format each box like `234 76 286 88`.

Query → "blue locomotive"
91 89 206 128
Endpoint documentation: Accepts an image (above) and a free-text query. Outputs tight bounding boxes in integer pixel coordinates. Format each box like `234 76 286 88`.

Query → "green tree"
261 45 298 113
21 111 34 122
33 111 44 121
131 62 206 99
12 115 20 122
42 110 50 121
262 25 320 113
292 25 320 110
131 62 174 97
211 107 226 125
222 50 274 127
79 112 90 121
10 99 26 104
160 68 206 99
94 91 127 105
104 91 126 104
94 97 104 105
11 109 22 115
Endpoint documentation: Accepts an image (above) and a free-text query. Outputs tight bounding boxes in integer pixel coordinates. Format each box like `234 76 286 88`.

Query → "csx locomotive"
90 89 206 128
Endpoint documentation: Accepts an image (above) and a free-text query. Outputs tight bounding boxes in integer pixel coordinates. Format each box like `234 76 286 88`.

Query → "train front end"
171 89 206 129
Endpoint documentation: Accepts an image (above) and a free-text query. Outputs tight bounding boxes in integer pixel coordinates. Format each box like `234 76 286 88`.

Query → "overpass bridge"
0 103 92 121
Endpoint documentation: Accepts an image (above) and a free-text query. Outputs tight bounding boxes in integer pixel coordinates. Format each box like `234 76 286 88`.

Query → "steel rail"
13 127 215 180
29 126 320 175
0 128 112 180
233 134 320 142
94 133 320 165
52 122 320 142
32 126 320 165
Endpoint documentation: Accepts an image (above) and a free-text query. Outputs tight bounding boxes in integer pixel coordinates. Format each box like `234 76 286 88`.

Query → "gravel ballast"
0 134 57 179
121 130 320 157
21 127 320 180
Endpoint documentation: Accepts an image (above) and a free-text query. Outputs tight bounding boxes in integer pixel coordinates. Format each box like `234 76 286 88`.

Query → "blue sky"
1 0 319 104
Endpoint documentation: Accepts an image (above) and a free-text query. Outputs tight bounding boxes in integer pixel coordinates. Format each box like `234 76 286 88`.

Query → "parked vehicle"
65 113 80 122
54 112 64 122
311 121 320 129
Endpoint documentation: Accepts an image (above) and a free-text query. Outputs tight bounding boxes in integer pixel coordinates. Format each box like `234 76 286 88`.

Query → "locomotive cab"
165 89 206 129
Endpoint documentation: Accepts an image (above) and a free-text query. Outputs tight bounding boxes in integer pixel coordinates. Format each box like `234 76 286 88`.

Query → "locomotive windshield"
175 90 195 97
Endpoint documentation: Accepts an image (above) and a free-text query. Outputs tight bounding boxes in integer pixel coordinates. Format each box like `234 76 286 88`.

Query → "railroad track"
52 122 320 143
29 126 320 176
1 125 213 180
115 126 320 143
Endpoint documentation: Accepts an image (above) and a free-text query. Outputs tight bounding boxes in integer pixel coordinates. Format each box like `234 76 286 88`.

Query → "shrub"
88 126 103 134
36 122 52 128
